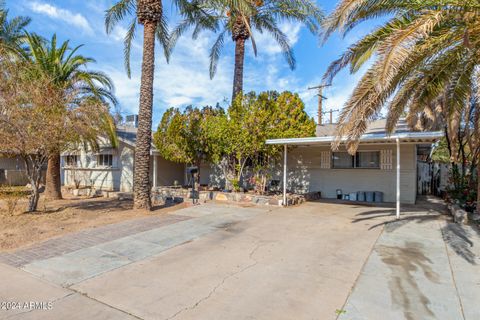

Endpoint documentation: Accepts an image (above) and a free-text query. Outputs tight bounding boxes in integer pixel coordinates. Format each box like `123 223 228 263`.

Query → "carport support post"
396 138 400 219
283 144 287 206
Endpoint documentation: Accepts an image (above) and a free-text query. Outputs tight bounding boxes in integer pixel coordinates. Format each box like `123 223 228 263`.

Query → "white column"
396 138 400 219
153 155 158 188
283 144 287 206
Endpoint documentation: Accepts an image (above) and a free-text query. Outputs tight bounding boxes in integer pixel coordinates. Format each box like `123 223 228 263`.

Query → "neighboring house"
0 155 28 185
61 125 185 192
265 119 443 205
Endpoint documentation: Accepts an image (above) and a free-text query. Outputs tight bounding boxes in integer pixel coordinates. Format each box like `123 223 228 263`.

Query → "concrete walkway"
338 205 480 320
1 200 479 320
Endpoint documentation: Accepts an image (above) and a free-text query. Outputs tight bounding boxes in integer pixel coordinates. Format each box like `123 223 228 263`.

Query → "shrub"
0 185 28 215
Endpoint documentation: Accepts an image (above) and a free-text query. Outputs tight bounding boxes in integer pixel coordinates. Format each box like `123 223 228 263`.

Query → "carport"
266 130 443 218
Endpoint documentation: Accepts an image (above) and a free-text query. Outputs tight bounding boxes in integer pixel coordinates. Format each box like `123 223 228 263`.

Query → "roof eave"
265 131 444 145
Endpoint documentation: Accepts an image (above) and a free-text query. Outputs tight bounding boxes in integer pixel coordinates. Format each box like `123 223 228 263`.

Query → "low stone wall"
447 203 480 225
151 187 322 207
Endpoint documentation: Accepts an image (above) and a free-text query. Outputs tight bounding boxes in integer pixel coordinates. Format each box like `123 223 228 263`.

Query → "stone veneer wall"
151 187 321 207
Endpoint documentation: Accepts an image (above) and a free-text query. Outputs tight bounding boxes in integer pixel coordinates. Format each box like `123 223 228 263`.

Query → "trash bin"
365 191 374 202
374 191 383 203
336 189 342 200
357 191 366 202
349 192 357 201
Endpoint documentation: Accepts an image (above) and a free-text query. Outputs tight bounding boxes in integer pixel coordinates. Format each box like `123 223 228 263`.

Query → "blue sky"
7 0 380 126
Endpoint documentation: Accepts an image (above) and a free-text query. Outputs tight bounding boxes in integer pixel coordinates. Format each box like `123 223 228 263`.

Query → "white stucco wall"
62 143 122 191
276 143 417 204
62 140 186 192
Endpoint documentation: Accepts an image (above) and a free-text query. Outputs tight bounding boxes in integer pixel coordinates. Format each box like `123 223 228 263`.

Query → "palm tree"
105 0 174 210
0 1 30 55
171 0 323 101
321 0 480 210
23 33 117 200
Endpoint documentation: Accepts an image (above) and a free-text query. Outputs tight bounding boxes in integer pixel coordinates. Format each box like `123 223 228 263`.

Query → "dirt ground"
0 194 186 252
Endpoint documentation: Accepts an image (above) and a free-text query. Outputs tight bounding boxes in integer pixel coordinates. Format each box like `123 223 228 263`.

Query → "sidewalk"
339 210 480 320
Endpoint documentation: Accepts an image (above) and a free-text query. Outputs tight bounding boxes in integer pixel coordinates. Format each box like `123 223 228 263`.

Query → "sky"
6 0 381 127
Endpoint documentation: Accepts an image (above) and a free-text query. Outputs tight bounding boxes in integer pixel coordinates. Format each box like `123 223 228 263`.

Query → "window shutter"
320 151 331 169
380 149 393 170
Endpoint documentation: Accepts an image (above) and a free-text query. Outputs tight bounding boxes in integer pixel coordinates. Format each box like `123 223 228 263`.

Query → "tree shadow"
441 223 476 265
351 205 443 228
61 198 133 211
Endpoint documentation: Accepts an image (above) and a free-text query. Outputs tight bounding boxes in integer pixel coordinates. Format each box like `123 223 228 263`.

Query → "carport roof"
266 119 443 145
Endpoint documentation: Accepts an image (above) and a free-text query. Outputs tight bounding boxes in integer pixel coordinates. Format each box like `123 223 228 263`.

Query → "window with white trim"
97 154 113 167
64 155 79 167
332 151 380 169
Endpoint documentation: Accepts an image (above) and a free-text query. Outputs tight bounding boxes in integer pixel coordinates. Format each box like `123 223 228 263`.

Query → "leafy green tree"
322 0 480 210
209 91 315 192
153 105 223 183
0 1 30 56
22 33 117 200
171 0 323 101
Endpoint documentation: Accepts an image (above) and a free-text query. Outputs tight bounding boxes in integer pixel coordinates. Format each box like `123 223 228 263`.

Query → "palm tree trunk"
45 153 62 200
232 38 246 102
133 21 156 210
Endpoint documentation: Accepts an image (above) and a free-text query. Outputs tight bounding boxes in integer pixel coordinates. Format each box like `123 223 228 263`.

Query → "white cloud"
29 2 93 35
252 22 302 56
111 26 128 42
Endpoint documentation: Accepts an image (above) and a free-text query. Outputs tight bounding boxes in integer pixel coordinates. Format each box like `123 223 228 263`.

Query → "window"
65 155 78 167
97 154 113 167
332 151 380 169
332 152 354 168
356 151 380 168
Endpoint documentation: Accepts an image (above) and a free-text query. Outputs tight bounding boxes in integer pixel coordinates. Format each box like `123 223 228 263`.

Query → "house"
61 117 442 211
0 155 30 185
265 119 443 208
61 125 185 192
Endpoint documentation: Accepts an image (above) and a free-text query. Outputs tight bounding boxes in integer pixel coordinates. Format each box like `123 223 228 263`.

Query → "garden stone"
451 204 468 224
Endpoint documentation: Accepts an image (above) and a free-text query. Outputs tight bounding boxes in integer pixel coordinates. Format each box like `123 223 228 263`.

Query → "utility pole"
308 84 330 125
326 109 340 124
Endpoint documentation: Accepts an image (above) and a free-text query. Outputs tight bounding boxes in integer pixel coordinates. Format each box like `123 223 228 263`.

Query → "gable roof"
116 126 158 151
116 126 138 147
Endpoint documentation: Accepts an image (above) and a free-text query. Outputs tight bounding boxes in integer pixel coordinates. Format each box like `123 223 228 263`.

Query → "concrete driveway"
1 200 478 320
1 202 384 320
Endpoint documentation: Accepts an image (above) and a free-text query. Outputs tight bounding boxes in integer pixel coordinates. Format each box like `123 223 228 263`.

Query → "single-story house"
61 125 185 192
266 119 443 211
60 118 443 210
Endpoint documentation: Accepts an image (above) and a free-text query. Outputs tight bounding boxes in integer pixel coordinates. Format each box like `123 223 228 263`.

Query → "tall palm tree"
0 0 30 55
23 33 117 200
171 0 323 101
105 0 174 210
322 0 480 210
